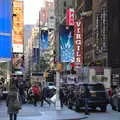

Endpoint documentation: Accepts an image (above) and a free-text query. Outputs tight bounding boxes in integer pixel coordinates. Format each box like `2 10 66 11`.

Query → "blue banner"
40 30 48 51
59 25 74 62
0 0 12 60
33 48 39 63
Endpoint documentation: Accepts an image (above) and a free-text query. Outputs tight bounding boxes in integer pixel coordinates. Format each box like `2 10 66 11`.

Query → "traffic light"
57 63 62 72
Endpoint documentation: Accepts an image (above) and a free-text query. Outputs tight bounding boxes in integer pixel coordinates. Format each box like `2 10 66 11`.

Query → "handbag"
13 92 21 110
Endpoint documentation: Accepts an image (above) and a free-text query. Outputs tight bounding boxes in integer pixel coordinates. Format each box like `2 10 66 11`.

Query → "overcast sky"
24 0 44 25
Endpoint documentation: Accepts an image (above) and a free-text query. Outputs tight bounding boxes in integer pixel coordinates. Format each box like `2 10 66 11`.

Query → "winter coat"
6 91 21 114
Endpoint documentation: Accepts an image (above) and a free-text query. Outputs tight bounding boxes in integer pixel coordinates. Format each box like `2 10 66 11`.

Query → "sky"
24 0 44 25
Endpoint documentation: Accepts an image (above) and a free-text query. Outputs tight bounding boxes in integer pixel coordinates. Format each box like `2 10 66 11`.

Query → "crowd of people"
5 79 56 120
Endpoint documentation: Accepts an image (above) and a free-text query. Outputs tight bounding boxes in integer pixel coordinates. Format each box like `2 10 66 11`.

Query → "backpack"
32 87 39 95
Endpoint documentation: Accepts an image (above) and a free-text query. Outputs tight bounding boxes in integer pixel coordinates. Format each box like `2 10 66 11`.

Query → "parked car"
111 87 120 112
70 83 108 112
47 82 56 90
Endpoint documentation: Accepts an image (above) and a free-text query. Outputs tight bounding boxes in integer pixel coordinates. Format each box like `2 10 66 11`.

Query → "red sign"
74 19 84 67
66 8 74 26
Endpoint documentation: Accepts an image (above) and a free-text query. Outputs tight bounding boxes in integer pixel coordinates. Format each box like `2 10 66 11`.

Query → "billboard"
40 30 48 51
66 8 74 26
0 0 12 60
12 0 24 53
74 19 84 67
59 25 74 62
12 54 24 73
48 7 55 29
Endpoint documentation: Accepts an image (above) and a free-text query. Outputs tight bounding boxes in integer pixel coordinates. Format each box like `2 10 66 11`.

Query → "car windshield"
48 83 54 86
88 84 105 91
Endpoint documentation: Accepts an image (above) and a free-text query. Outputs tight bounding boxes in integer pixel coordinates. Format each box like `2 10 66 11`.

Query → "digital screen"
59 25 74 62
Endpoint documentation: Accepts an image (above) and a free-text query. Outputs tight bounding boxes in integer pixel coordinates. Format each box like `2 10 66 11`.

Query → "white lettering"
76 21 81 27
76 34 81 39
76 51 81 57
76 57 81 62
77 28 81 33
76 46 80 51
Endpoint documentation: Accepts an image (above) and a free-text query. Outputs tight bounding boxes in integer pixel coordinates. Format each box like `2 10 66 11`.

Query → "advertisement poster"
12 0 24 53
40 30 48 51
0 0 12 60
59 25 74 62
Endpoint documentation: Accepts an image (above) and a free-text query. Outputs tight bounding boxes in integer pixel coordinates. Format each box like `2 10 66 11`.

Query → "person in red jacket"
31 84 40 106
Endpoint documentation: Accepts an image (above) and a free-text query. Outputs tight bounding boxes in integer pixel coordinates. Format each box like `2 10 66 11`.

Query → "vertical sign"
40 30 48 51
0 0 12 60
59 25 74 62
13 0 24 53
74 19 84 67
48 7 55 29
66 8 74 26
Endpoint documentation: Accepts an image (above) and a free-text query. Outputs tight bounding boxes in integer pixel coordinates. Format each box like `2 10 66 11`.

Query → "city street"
0 101 120 120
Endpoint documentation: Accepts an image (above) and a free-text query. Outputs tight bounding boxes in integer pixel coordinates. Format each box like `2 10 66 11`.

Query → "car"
111 87 120 112
47 82 56 90
70 83 108 112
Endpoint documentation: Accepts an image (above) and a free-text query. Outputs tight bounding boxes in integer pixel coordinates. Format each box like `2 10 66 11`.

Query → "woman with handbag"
6 85 21 120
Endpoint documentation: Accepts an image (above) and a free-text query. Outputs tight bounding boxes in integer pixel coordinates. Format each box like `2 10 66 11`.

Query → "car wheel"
100 106 107 112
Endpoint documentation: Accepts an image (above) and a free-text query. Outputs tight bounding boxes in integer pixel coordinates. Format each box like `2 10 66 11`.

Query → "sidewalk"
0 101 86 120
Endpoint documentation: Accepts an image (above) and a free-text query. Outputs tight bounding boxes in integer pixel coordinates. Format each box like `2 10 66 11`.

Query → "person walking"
31 84 40 106
84 84 90 115
6 85 21 120
59 88 64 108
41 86 51 107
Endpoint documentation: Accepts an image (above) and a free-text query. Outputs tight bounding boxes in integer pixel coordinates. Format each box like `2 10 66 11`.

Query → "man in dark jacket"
41 86 51 107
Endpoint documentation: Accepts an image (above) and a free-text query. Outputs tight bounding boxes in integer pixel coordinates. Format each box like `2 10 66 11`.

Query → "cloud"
24 0 44 25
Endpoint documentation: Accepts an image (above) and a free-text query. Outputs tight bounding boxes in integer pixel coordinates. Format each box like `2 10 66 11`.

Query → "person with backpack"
31 84 40 106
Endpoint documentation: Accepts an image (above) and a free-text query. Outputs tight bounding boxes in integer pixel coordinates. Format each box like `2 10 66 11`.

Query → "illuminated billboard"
59 25 74 62
40 30 48 51
12 0 24 53
0 0 12 60
66 8 74 26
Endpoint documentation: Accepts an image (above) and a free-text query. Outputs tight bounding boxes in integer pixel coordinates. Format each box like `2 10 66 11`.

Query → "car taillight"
108 88 112 96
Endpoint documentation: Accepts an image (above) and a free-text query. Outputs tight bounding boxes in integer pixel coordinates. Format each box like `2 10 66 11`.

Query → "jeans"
9 113 17 120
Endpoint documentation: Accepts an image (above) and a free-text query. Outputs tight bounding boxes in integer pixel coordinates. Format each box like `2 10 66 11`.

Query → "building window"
84 0 92 11
64 1 66 7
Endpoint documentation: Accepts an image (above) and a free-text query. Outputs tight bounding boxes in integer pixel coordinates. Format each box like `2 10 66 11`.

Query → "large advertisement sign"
13 1 24 53
59 25 74 62
48 7 55 29
66 8 74 26
40 30 48 51
74 19 84 67
0 0 12 60
12 54 24 73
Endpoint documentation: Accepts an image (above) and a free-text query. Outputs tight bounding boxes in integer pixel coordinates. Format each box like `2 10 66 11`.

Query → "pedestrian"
31 84 40 106
84 84 90 115
18 82 26 104
59 88 64 108
41 86 51 107
6 85 21 120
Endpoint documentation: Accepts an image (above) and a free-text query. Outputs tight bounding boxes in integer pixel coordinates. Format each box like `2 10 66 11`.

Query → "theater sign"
74 19 84 67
